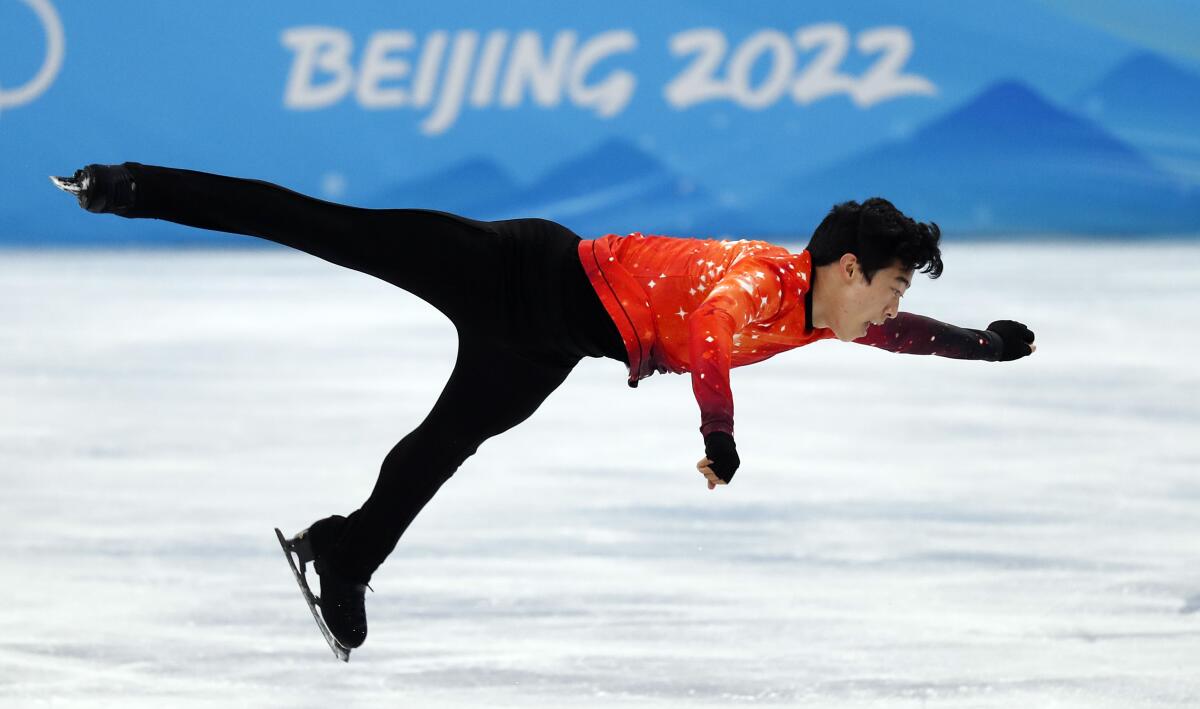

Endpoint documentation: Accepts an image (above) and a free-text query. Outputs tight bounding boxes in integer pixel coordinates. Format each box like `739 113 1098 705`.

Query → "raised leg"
88 163 505 324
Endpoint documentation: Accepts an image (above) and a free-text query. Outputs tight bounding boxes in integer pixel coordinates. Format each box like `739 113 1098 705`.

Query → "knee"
440 432 483 471
380 427 486 482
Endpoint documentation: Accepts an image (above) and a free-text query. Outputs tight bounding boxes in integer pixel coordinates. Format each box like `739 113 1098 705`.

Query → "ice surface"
2 242 1198 708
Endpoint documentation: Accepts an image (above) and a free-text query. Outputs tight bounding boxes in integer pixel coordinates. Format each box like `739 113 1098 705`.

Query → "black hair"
805 198 943 282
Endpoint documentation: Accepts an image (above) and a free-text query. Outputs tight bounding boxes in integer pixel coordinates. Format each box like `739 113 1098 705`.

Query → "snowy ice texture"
2 241 1199 708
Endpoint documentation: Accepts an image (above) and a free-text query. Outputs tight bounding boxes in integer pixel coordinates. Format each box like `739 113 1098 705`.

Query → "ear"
838 253 860 283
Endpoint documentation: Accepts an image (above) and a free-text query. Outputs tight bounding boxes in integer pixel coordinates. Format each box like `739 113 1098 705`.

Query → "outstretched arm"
686 256 784 486
854 312 1036 361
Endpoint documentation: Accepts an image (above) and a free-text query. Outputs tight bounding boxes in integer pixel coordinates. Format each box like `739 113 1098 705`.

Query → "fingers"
696 457 726 488
1015 321 1035 349
1013 321 1035 356
988 319 1037 361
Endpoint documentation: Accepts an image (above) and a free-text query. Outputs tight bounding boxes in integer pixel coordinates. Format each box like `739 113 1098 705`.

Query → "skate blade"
275 527 352 662
49 175 83 195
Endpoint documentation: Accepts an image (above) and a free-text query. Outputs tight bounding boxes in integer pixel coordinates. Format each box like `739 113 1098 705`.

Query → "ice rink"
2 240 1198 708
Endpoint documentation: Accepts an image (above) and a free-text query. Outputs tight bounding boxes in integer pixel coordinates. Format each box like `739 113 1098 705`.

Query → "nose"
883 299 899 320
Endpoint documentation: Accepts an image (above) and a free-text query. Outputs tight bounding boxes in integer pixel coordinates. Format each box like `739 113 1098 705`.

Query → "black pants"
119 164 626 583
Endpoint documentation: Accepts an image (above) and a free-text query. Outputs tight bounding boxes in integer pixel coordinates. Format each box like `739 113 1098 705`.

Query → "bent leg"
327 335 578 582
120 163 500 322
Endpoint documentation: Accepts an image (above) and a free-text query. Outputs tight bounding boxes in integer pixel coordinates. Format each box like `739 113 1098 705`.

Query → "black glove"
986 320 1035 361
703 431 740 483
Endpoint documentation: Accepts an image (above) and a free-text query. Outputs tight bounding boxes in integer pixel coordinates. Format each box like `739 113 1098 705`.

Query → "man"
52 163 1036 655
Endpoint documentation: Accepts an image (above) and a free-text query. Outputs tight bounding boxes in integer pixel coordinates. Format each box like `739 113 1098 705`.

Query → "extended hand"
987 320 1036 361
697 431 739 489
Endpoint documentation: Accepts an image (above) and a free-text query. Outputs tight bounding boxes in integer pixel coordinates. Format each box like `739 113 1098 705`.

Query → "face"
830 256 914 341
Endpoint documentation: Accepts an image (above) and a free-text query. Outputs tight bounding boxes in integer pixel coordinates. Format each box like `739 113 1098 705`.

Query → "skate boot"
49 163 138 214
313 556 369 649
277 515 369 655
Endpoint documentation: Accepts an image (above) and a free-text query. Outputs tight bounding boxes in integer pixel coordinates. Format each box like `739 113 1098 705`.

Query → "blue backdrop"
3 0 1199 244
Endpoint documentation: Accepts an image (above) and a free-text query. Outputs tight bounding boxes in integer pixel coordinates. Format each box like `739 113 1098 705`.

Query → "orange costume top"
577 233 1001 437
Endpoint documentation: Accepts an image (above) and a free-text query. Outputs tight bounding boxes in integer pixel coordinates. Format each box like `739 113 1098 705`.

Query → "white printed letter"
568 30 636 118
422 31 480 135
412 30 449 108
791 23 856 105
500 31 577 107
664 28 729 108
851 27 936 107
357 30 416 108
281 27 355 109
470 31 510 107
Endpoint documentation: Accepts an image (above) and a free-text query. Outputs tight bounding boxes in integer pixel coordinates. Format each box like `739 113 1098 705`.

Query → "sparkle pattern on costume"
854 313 1000 361
579 234 831 436
578 233 1001 438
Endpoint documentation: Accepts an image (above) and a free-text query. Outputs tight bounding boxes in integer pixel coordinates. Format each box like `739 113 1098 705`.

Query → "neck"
809 263 832 330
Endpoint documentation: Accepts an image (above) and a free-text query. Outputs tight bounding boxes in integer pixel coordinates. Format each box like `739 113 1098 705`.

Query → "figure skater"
51 162 1036 655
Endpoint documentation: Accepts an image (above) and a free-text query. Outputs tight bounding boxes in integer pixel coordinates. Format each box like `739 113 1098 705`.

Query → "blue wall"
3 0 1199 244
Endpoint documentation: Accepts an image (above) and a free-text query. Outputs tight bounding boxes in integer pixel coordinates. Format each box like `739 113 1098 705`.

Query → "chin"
835 323 868 341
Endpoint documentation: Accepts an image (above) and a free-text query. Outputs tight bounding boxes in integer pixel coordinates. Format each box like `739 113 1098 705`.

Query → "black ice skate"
49 164 137 214
274 525 368 661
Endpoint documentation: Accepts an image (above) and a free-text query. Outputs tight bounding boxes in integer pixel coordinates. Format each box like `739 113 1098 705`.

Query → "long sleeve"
686 258 784 436
854 312 1002 360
